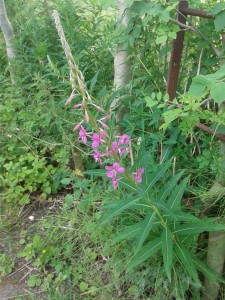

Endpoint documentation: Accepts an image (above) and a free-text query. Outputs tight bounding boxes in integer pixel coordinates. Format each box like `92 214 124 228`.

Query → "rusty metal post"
166 0 188 101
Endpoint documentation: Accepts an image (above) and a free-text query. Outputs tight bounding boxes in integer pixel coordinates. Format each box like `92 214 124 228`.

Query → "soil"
0 200 54 300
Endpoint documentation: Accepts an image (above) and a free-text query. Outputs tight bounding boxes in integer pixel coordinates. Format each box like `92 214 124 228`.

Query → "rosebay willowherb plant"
53 10 225 287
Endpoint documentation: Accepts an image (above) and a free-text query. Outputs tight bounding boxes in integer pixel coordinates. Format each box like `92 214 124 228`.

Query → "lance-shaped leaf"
173 222 225 236
158 170 185 202
145 158 172 193
127 237 162 271
167 177 189 210
101 196 142 224
192 255 225 283
161 227 173 281
83 169 107 176
113 220 145 243
174 242 201 286
135 211 157 252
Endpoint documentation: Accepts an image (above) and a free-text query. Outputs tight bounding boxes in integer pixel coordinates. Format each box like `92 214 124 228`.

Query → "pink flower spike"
99 128 109 138
85 110 89 122
65 90 75 105
133 168 145 183
100 115 110 122
93 150 102 165
79 126 88 144
92 133 104 148
73 104 82 109
73 123 81 131
92 104 104 112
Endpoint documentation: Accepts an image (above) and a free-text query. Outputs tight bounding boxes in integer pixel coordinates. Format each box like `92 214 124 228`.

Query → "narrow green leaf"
174 242 201 286
167 177 189 210
158 170 185 202
89 71 99 93
192 256 225 283
127 238 162 271
135 211 157 252
119 179 137 192
146 159 172 193
161 227 173 281
174 222 225 236
101 196 142 224
83 169 106 176
113 221 145 243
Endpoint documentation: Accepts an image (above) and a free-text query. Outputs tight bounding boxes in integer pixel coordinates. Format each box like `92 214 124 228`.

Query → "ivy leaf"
210 82 225 104
161 227 173 281
127 237 162 271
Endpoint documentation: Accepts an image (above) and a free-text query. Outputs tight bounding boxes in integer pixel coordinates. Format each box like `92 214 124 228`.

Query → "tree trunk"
111 0 132 127
0 0 15 82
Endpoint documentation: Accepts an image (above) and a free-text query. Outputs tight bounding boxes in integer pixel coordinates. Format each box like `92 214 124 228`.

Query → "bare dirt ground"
0 201 51 300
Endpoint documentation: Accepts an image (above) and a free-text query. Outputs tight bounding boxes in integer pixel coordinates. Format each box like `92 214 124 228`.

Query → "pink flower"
133 168 145 183
99 128 109 138
100 115 110 122
91 104 104 112
118 134 130 145
92 133 104 148
79 126 88 144
112 178 119 189
105 162 125 179
93 150 102 165
98 120 109 130
73 123 81 131
73 104 82 109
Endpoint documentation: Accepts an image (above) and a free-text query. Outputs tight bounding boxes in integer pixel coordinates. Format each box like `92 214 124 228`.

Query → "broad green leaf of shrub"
161 227 173 281
210 82 225 104
214 10 225 31
188 75 212 97
127 237 162 271
209 2 225 14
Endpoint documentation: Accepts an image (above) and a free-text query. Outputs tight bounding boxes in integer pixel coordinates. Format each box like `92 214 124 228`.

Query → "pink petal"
117 167 125 173
73 123 81 131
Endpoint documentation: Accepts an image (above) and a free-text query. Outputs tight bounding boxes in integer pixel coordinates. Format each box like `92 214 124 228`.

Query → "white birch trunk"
111 0 132 123
0 0 15 59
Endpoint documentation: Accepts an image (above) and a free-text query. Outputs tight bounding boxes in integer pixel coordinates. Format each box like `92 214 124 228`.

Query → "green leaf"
210 82 225 104
161 227 173 281
188 75 212 97
174 222 225 236
79 281 88 292
83 169 106 176
145 96 158 108
119 179 137 192
192 255 225 283
135 211 157 252
215 10 225 31
156 35 167 44
205 64 225 80
146 159 172 193
60 178 71 185
89 71 99 93
113 221 145 243
174 242 201 286
209 2 225 14
101 196 142 224
167 177 189 210
127 238 162 271
158 171 185 202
